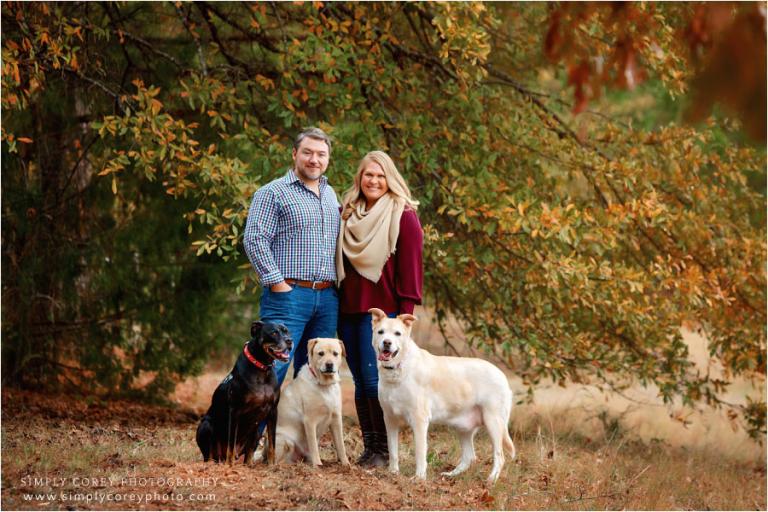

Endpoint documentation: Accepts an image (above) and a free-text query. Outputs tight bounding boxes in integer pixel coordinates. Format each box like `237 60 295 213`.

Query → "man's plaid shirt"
244 170 341 286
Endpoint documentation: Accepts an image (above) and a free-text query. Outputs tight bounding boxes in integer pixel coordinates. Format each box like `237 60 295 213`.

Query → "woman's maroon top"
339 208 423 315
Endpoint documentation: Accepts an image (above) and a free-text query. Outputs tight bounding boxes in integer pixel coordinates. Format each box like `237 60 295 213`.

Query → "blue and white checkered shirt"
244 170 341 287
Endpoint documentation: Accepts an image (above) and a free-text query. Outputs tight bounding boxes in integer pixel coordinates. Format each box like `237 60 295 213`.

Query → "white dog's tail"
504 387 516 459
503 429 516 459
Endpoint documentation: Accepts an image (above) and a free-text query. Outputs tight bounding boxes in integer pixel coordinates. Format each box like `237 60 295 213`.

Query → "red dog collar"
243 343 272 370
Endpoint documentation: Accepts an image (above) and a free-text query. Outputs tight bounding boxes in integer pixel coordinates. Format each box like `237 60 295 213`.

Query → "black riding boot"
355 397 375 465
367 396 389 467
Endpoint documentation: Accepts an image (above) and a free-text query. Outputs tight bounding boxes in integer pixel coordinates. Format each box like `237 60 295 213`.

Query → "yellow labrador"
274 338 350 467
369 308 515 484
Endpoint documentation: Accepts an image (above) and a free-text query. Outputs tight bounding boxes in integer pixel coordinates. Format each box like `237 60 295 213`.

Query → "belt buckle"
311 281 320 290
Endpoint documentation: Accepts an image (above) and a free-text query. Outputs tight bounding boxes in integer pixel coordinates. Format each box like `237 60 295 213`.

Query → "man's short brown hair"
294 127 332 154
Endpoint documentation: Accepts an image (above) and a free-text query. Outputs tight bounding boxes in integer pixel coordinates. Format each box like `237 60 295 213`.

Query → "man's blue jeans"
259 285 339 385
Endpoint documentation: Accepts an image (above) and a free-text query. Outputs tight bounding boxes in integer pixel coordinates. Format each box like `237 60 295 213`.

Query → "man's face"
292 137 330 184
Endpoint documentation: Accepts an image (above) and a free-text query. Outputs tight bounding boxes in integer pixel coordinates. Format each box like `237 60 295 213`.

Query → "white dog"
369 308 515 484
274 338 350 467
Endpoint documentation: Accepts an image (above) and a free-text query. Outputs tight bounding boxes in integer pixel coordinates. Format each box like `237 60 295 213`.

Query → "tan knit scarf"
336 193 405 284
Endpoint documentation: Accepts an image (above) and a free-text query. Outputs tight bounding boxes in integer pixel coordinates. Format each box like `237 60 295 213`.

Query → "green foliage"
1 2 764 435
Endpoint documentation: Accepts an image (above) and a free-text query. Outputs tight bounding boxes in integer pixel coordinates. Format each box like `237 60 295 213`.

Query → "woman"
336 150 423 467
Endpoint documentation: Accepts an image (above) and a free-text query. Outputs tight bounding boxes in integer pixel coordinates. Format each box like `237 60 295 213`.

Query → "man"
244 127 340 385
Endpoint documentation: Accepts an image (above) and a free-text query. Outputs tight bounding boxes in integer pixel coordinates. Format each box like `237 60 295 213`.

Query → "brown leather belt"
285 279 335 290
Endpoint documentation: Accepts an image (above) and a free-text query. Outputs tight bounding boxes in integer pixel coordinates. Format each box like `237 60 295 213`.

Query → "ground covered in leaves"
2 385 765 511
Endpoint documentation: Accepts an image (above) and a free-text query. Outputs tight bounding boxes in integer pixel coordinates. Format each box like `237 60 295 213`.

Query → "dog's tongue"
378 352 392 361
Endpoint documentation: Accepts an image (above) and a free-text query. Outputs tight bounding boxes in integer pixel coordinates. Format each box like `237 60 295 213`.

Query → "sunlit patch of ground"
409 309 765 464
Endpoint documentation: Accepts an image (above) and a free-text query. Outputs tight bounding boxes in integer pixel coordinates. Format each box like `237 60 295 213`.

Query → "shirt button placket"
319 188 325 282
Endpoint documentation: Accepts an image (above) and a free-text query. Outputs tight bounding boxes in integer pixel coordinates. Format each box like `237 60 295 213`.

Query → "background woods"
2 1 765 438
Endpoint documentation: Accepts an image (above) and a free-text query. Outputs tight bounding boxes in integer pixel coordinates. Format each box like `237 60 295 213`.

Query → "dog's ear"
308 338 319 358
397 314 417 329
368 308 387 324
336 339 347 358
251 321 263 338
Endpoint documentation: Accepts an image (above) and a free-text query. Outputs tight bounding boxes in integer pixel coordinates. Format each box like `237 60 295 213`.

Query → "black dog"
196 320 292 464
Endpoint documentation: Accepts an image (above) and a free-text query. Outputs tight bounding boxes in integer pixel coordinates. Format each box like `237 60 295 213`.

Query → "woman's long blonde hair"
340 150 419 220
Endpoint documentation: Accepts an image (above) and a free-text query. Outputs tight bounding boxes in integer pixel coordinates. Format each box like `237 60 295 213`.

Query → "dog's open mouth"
377 349 398 362
268 346 291 362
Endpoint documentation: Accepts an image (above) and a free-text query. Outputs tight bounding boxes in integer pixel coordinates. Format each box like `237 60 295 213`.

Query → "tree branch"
174 2 208 76
200 1 280 54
